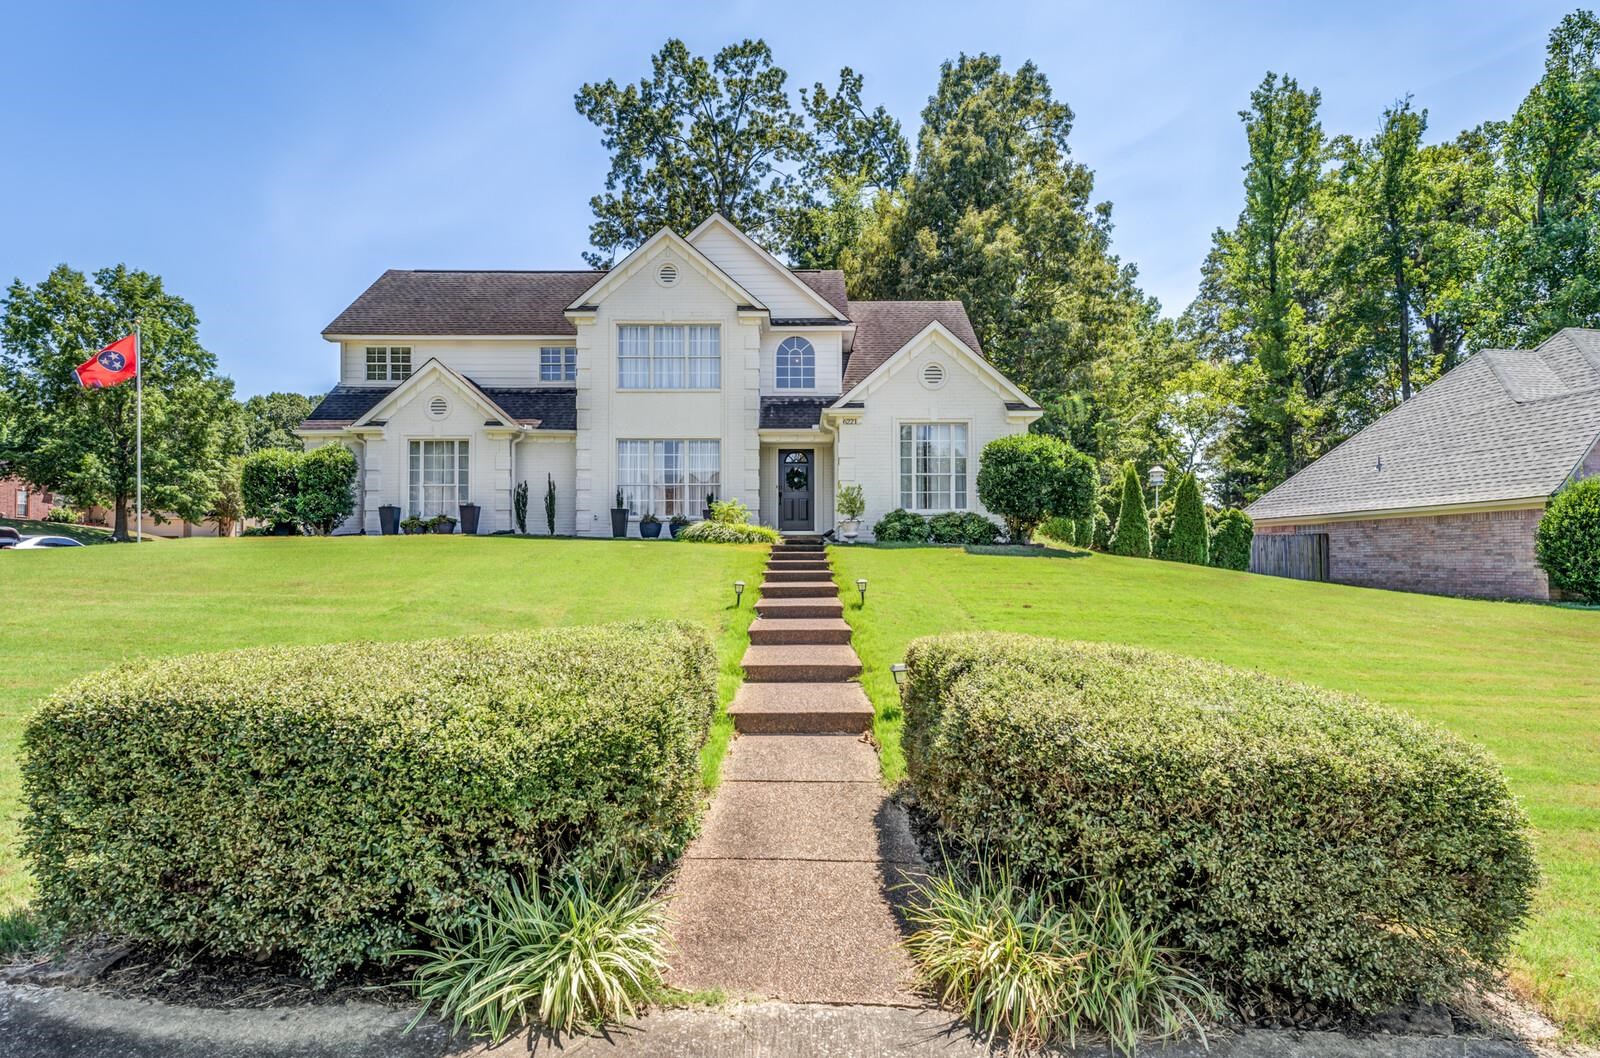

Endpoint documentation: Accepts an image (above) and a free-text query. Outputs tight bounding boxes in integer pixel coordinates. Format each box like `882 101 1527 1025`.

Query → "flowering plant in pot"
836 484 865 543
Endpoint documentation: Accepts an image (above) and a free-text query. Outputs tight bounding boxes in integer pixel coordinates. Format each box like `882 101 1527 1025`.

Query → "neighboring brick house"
0 477 59 521
1247 328 1600 601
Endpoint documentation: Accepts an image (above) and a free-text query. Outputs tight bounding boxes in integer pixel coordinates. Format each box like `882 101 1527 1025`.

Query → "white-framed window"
15 489 27 518
365 345 412 382
899 423 968 511
616 439 720 518
540 346 577 382
617 325 720 389
408 439 469 517
775 336 816 389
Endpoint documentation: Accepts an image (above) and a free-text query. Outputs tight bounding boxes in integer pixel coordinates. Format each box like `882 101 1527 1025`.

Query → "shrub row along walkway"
668 537 925 1005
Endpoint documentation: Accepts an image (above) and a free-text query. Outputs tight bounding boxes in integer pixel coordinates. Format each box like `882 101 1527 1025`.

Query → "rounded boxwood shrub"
1208 508 1253 571
22 622 718 984
295 444 358 535
873 508 931 543
901 633 1536 1015
240 448 300 533
976 434 1096 542
1535 477 1600 602
928 511 1002 545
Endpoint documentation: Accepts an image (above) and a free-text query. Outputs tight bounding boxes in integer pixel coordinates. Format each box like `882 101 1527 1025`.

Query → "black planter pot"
669 521 686 539
458 504 481 536
702 508 713 523
611 507 629 538
378 505 400 536
433 519 456 535
640 520 663 539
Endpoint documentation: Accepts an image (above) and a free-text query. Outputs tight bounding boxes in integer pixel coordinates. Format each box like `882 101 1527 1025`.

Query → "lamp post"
733 580 745 607
856 578 868 606
1148 464 1167 509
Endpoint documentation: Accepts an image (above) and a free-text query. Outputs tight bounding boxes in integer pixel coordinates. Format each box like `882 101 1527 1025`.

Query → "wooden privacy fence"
1251 532 1330 582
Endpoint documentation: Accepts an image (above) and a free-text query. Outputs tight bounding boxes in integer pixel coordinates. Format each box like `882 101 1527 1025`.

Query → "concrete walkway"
669 538 925 1005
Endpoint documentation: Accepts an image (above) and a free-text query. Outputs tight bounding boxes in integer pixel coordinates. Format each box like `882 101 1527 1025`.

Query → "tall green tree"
242 391 314 452
1111 461 1151 558
0 265 237 540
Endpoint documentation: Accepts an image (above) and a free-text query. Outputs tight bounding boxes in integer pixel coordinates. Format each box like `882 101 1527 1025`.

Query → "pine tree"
1111 462 1151 558
1166 473 1210 565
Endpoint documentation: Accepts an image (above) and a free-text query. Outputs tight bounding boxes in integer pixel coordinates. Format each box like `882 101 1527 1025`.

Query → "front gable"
687 214 849 321
351 359 523 430
565 227 764 318
833 322 1040 422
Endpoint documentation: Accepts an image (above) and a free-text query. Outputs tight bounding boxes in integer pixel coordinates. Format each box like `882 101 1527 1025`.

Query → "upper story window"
618 325 720 389
365 345 412 382
540 346 577 382
775 336 816 389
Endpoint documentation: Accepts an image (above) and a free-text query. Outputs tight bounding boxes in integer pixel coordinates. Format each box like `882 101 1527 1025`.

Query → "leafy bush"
240 448 299 532
679 519 780 544
928 511 1001 545
1038 516 1077 546
873 508 931 542
976 434 1096 541
44 506 79 524
709 498 751 524
1535 476 1600 602
22 622 718 984
1111 463 1151 558
1208 508 1252 571
1091 508 1113 551
400 871 666 1042
906 864 1219 1053
1074 515 1094 549
1164 474 1209 565
901 633 1537 1014
295 444 358 535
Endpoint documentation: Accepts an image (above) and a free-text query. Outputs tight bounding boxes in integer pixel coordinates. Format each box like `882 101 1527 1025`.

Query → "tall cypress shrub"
1111 462 1151 558
1166 473 1210 565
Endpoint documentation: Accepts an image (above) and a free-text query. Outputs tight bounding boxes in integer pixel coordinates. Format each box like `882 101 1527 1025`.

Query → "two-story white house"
299 215 1042 538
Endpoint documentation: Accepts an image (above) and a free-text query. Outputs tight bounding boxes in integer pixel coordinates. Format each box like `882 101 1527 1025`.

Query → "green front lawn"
0 535 765 913
831 544 1600 1040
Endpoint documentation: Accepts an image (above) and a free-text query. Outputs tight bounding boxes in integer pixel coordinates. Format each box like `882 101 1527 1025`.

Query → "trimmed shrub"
1164 473 1209 565
679 519 780 544
295 445 358 535
44 507 79 524
1208 508 1252 571
928 511 1002 545
239 448 299 532
901 633 1537 1014
976 434 1097 542
22 622 718 984
1111 463 1151 557
1038 516 1077 546
1535 476 1600 602
873 508 931 543
1073 515 1093 549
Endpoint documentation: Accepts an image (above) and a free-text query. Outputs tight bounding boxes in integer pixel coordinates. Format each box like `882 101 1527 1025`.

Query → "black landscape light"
734 580 745 607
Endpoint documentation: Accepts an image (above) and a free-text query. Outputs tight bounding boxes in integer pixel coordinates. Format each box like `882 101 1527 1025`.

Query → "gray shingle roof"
759 396 838 429
302 384 576 430
792 271 849 315
323 271 601 336
841 300 984 391
1247 328 1600 522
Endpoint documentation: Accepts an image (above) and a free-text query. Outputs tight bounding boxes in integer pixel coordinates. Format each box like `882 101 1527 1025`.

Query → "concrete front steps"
748 617 853 645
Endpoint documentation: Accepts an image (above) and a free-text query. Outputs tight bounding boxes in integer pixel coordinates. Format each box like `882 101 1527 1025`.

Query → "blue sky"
0 1 1576 398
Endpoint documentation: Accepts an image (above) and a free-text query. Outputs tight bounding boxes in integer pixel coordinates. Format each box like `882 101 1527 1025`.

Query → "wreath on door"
785 466 808 491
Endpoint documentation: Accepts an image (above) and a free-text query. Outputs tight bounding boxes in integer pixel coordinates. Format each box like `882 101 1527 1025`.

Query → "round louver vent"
922 361 947 388
428 396 449 418
657 262 679 286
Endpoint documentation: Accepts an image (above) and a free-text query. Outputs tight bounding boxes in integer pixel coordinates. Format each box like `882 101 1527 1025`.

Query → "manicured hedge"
928 511 1002 545
1535 476 1600 602
902 633 1536 1014
23 622 718 983
873 508 932 543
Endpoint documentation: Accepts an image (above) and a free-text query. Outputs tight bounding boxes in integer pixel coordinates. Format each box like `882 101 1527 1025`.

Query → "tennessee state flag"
74 334 138 389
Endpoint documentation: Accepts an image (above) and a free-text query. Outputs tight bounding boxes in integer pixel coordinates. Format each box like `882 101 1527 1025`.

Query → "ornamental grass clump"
679 519 780 543
399 871 667 1042
901 633 1537 1016
905 863 1219 1054
22 622 717 983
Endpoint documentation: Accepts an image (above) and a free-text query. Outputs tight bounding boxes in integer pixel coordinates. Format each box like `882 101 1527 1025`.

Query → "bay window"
408 439 469 517
899 423 968 511
616 439 720 518
617 325 720 389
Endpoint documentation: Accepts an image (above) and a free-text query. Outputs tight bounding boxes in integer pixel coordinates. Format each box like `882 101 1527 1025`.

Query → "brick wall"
0 477 57 521
1255 505 1550 600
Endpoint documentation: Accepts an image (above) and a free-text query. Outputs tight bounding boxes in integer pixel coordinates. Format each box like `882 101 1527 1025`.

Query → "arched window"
775 336 816 389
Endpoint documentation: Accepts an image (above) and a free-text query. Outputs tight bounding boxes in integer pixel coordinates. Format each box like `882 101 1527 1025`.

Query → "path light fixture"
856 578 868 606
1148 464 1167 508
733 580 745 607
890 663 907 694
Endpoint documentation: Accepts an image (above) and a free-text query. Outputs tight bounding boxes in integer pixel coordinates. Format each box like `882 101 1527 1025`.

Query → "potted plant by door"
378 504 401 536
611 489 630 538
668 514 689 539
400 516 427 535
458 503 481 536
430 514 457 535
639 512 663 539
836 483 865 543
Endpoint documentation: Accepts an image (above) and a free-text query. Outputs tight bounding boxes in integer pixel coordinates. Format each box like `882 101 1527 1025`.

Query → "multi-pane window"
408 439 469 517
617 325 720 389
616 440 720 518
365 345 412 382
540 346 577 382
775 336 816 389
899 423 968 511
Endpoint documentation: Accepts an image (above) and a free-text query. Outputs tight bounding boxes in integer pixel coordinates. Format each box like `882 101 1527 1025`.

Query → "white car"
13 535 85 549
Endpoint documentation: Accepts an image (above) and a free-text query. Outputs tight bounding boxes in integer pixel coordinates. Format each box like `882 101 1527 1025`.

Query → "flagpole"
134 320 142 545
